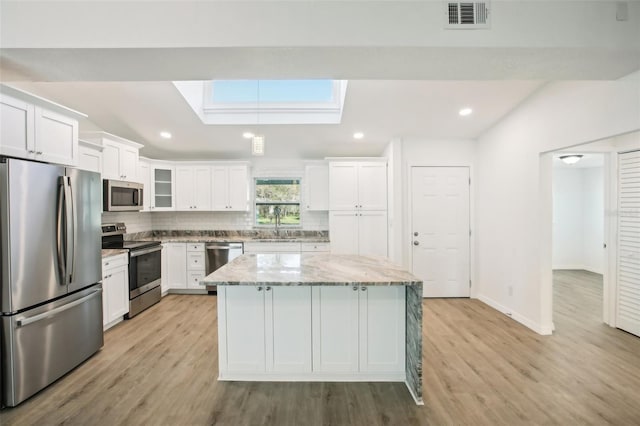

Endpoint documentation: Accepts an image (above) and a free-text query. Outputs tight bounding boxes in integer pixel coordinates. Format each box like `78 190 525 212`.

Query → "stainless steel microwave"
103 179 143 211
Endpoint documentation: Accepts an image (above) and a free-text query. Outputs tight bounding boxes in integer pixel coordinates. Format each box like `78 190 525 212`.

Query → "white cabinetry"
78 139 103 173
81 132 142 181
312 285 406 374
165 243 187 289
212 164 249 211
101 254 129 330
186 243 206 289
175 165 212 211
218 285 405 379
138 159 151 212
329 160 388 257
219 286 312 375
329 161 387 210
304 163 329 210
150 164 175 211
1 92 80 166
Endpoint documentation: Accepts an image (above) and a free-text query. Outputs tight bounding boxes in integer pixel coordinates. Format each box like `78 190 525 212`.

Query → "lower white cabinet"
164 243 187 289
102 254 129 330
218 285 405 379
186 243 206 289
219 286 312 375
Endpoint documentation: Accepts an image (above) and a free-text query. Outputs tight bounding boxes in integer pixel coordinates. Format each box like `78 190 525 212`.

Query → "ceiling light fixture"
160 131 172 139
559 154 584 165
353 132 364 140
459 108 473 116
242 132 255 139
252 135 265 156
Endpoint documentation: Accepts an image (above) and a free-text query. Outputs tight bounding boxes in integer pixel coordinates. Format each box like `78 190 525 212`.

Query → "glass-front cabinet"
150 164 175 211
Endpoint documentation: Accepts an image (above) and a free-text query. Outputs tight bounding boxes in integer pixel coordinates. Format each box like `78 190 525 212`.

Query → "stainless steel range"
102 223 162 318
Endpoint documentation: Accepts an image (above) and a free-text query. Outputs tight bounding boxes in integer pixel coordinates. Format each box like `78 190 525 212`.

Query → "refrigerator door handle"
68 176 78 283
56 177 67 285
15 289 102 327
63 176 74 285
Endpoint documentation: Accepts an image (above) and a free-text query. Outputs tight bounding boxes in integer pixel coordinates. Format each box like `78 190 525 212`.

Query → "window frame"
253 177 303 229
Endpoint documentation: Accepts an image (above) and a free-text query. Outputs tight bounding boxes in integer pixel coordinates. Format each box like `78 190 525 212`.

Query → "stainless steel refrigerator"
0 157 104 407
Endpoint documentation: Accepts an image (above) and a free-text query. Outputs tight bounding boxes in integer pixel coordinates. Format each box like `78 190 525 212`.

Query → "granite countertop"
148 236 330 243
125 230 329 244
200 253 422 287
102 248 128 258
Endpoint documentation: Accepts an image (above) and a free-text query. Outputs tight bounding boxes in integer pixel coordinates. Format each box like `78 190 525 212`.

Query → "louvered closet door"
617 150 640 337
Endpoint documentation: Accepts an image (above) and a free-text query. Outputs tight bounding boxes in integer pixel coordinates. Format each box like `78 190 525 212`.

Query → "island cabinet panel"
220 286 266 373
311 286 360 373
359 286 406 373
265 287 312 373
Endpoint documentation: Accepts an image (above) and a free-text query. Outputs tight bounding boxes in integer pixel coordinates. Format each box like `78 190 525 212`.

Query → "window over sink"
255 178 301 227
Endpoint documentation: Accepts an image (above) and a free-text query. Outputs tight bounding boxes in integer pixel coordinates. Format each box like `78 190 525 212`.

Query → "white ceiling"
10 80 545 159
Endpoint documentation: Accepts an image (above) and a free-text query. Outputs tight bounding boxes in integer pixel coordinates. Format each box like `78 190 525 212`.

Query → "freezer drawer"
1 286 104 407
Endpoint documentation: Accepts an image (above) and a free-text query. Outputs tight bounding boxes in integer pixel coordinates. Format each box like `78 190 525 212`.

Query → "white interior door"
616 150 640 337
411 166 470 298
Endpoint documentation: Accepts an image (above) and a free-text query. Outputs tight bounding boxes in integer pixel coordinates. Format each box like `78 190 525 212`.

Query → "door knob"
413 241 419 246
413 232 419 237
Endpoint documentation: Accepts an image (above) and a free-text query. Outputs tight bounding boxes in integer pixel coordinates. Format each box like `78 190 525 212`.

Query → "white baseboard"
477 294 553 335
167 289 208 295
218 372 405 382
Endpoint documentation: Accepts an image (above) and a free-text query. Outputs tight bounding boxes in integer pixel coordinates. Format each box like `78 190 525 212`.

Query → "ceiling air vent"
445 1 491 29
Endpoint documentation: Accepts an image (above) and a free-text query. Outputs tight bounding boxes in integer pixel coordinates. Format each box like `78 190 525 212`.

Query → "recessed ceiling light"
243 132 255 139
353 132 364 140
160 131 172 139
459 108 473 117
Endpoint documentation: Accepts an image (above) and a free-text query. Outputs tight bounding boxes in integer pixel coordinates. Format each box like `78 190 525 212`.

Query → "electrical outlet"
508 285 513 297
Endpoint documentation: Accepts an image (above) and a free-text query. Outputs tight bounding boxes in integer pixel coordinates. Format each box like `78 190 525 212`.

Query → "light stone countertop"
200 253 422 287
101 249 128 258
147 236 330 244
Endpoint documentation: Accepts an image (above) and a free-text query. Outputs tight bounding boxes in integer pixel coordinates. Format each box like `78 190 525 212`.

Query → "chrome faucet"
273 206 282 234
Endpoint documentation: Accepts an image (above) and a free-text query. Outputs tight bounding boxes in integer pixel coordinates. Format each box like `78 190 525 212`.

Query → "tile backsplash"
101 210 328 232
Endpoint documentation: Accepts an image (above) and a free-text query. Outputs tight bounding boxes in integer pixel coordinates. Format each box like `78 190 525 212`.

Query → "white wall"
553 166 604 274
475 79 639 335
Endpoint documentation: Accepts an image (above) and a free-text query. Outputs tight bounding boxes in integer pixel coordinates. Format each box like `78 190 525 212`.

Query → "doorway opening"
552 152 606 331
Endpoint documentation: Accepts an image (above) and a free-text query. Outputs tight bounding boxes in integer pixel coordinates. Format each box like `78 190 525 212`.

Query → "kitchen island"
201 253 423 405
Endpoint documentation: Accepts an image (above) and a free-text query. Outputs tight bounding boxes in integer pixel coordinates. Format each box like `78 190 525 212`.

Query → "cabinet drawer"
244 242 301 253
187 243 205 252
188 271 205 286
300 242 330 252
102 253 128 271
187 253 205 270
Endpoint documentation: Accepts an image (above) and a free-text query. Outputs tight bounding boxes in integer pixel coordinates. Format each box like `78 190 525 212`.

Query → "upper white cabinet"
150 163 175 211
81 131 142 181
212 164 249 211
329 161 387 211
175 165 212 211
0 90 81 167
78 139 103 174
304 163 329 211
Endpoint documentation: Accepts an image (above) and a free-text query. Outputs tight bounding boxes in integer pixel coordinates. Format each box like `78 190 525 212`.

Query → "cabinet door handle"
352 286 358 291
266 286 271 291
361 286 367 291
104 262 110 266
36 151 43 155
257 286 263 291
28 150 35 154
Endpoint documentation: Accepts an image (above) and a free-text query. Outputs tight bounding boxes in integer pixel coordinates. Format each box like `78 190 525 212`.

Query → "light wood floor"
2 270 640 425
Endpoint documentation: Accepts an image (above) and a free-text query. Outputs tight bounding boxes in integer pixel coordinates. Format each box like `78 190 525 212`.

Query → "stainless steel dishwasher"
205 242 244 293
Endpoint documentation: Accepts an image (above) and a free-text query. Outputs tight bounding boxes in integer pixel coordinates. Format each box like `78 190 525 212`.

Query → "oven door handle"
130 246 163 258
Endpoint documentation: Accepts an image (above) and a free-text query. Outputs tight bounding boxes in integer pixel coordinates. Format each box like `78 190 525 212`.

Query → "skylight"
172 79 348 125
211 80 335 104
